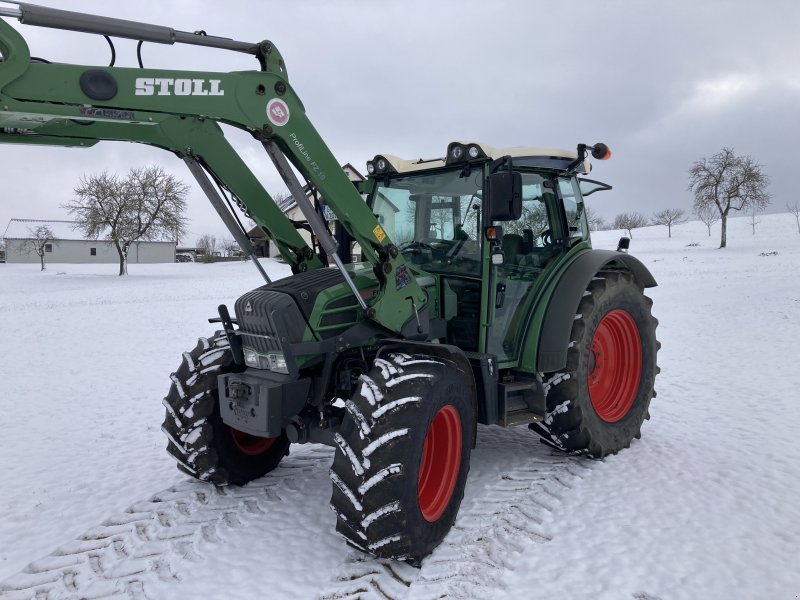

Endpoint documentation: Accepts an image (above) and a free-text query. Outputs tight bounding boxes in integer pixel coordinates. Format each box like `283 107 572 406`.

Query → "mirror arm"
490 155 513 174
565 144 588 176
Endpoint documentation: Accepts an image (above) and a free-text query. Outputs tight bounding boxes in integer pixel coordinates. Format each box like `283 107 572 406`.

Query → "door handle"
495 282 506 309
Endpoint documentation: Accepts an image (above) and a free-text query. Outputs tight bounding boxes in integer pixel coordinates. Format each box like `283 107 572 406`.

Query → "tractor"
0 3 658 565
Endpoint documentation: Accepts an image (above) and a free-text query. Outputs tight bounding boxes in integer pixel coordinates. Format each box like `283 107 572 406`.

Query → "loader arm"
1 114 325 269
0 5 425 334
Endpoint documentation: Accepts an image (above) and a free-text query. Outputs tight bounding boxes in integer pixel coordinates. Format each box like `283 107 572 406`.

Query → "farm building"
253 163 365 261
2 219 176 264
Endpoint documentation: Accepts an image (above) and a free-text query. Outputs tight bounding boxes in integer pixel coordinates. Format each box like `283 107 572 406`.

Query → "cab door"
487 173 583 364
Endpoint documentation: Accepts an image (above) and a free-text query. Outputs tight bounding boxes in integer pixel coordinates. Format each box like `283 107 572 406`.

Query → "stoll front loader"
0 4 659 564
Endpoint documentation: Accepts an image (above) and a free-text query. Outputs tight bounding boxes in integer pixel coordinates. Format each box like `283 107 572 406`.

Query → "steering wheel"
539 229 553 247
446 229 470 260
398 240 435 255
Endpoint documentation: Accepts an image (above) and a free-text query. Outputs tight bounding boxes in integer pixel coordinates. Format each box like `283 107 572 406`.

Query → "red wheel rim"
588 309 642 422
418 405 462 522
229 428 277 456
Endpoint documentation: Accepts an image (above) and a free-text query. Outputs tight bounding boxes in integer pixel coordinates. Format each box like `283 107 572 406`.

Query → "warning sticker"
373 225 386 242
266 98 290 126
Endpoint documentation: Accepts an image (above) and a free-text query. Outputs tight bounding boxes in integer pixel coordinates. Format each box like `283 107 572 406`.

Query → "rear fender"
522 249 657 373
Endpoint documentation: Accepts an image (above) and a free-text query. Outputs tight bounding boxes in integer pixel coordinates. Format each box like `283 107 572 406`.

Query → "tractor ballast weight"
0 4 659 565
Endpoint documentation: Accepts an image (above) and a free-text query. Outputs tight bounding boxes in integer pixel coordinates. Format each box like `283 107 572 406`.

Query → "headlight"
368 155 397 175
244 349 259 368
243 349 288 373
267 353 289 374
447 142 485 164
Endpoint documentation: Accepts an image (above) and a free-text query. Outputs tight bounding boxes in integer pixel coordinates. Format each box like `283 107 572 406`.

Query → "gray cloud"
2 0 798 240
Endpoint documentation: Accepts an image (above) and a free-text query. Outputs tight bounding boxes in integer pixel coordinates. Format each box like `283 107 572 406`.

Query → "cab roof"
368 142 590 176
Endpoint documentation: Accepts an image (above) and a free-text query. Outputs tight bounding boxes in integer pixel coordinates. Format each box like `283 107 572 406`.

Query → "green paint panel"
516 242 592 372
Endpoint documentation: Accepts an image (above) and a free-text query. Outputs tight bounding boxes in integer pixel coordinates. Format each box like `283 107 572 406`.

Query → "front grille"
235 289 302 354
236 290 282 354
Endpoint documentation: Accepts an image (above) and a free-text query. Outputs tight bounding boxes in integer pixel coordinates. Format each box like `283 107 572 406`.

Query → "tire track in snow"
318 425 592 600
0 445 334 600
1 427 590 600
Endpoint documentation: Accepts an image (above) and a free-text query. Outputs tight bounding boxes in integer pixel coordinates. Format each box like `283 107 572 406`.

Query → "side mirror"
487 171 522 221
617 237 630 253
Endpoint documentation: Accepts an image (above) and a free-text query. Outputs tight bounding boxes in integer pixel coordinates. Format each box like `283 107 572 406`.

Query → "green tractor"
0 3 658 565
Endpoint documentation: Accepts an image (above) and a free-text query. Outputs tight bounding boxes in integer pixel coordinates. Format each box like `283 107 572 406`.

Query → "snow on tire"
329 353 472 565
162 332 289 486
531 271 659 457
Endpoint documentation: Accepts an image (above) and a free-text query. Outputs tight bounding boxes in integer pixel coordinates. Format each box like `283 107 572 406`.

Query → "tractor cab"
364 142 609 364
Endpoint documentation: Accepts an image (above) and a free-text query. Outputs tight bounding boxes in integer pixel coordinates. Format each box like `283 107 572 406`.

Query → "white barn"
2 219 176 264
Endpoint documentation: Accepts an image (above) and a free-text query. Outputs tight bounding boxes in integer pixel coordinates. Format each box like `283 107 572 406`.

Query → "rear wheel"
162 332 289 485
530 272 659 457
329 353 472 565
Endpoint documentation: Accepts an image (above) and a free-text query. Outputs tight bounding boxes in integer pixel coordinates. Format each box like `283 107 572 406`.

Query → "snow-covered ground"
1 214 798 599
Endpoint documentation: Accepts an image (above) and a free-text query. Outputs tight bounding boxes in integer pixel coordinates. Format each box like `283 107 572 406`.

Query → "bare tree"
220 237 243 258
651 208 688 238
196 234 217 262
65 166 188 275
504 202 549 242
694 204 719 237
748 206 761 235
0 238 6 263
21 225 55 271
612 212 648 238
688 147 771 248
787 201 800 234
586 205 607 232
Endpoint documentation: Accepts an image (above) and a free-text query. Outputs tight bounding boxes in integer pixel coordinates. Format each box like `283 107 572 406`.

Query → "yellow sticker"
373 225 386 242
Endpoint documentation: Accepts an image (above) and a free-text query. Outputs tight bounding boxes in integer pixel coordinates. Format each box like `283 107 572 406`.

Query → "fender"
534 249 657 373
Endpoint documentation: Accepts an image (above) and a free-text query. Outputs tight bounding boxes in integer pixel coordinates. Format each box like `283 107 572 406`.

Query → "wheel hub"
587 309 642 422
418 405 462 522
229 427 277 456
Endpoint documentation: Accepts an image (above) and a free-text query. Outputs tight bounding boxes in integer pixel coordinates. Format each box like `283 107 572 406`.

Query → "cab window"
371 168 483 276
559 177 588 242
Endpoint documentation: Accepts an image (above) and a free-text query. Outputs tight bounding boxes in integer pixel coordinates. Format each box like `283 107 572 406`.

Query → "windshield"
371 168 483 276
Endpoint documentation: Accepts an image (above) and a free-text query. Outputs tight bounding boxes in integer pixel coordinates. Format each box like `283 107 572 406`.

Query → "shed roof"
2 218 176 242
2 219 85 240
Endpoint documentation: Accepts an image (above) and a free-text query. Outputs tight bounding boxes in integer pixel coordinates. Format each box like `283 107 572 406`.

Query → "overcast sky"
2 0 799 242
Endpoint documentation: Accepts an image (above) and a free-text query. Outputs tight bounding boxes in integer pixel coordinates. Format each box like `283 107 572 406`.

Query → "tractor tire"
329 353 472 565
530 271 659 457
162 332 289 486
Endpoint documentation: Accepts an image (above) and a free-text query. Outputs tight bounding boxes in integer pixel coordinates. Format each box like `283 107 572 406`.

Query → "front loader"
0 3 659 565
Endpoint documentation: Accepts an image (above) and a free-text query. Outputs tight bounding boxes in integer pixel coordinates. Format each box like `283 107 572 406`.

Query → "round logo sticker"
266 98 290 127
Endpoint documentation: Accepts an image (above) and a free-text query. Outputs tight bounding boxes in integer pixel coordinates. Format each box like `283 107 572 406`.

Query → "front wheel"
531 271 659 457
161 333 290 486
329 353 473 565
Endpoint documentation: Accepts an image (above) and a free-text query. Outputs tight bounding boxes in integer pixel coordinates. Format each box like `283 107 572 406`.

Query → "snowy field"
1 213 798 599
